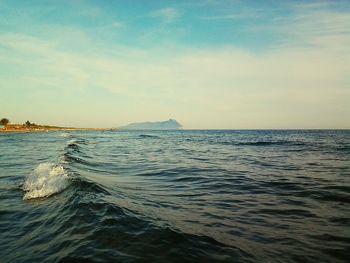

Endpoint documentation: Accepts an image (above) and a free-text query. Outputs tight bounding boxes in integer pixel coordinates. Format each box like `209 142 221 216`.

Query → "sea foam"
23 163 70 200
67 139 78 145
59 132 70 138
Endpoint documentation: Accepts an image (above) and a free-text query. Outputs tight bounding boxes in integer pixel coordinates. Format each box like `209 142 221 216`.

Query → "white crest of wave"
22 163 70 200
59 132 70 138
68 139 77 144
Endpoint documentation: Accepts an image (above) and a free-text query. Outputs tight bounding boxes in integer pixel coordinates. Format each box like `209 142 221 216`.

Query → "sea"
0 130 349 263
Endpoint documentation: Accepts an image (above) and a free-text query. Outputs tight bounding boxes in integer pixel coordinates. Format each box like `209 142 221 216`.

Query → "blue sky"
1 0 349 128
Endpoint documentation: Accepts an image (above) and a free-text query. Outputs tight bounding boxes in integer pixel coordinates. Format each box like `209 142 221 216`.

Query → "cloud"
111 21 124 29
151 7 181 23
0 28 349 128
138 7 186 44
0 1 349 128
200 13 259 20
244 2 350 51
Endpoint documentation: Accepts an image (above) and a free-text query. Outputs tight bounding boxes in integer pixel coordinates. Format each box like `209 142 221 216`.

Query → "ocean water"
0 130 349 263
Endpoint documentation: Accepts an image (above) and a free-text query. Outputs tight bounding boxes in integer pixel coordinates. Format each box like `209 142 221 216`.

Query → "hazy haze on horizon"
1 0 349 129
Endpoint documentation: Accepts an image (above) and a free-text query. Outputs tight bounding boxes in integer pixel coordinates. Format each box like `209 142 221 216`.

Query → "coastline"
0 127 117 133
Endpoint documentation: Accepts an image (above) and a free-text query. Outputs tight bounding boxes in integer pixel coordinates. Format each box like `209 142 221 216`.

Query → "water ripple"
0 130 349 262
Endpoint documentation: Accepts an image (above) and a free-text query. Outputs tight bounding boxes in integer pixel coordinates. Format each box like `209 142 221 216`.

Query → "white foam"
22 163 70 200
59 132 70 138
67 139 78 145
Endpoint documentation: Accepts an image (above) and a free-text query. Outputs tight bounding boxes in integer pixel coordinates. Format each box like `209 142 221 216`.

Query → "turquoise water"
0 130 349 262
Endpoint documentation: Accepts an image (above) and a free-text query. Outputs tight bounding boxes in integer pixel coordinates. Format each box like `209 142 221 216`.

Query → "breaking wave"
22 162 70 200
59 132 70 137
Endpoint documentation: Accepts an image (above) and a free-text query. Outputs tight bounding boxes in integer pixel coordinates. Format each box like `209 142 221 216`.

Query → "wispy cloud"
199 8 263 20
138 7 186 44
110 21 124 29
230 2 350 52
0 0 349 128
151 7 182 23
200 14 259 20
1 28 349 128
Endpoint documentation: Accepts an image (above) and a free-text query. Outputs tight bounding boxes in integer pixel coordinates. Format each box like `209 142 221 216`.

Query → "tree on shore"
23 120 38 127
1 118 9 126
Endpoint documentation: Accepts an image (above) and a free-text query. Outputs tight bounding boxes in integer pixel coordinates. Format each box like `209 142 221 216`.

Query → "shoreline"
0 127 118 133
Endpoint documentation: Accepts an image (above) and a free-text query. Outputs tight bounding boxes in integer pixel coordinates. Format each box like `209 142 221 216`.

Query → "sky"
0 0 349 129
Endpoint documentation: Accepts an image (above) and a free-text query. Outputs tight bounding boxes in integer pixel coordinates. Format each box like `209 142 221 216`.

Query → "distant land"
121 119 182 130
0 120 117 133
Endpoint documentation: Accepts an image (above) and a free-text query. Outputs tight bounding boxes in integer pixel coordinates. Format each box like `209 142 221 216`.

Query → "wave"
71 178 111 195
64 138 89 154
22 163 70 200
139 134 160 139
67 138 88 145
219 140 308 147
59 132 71 138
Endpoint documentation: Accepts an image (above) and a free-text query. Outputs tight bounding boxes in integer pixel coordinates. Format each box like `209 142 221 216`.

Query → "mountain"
121 119 182 130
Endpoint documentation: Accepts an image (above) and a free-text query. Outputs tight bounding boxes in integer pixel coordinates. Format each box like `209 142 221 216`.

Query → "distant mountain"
121 119 182 130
